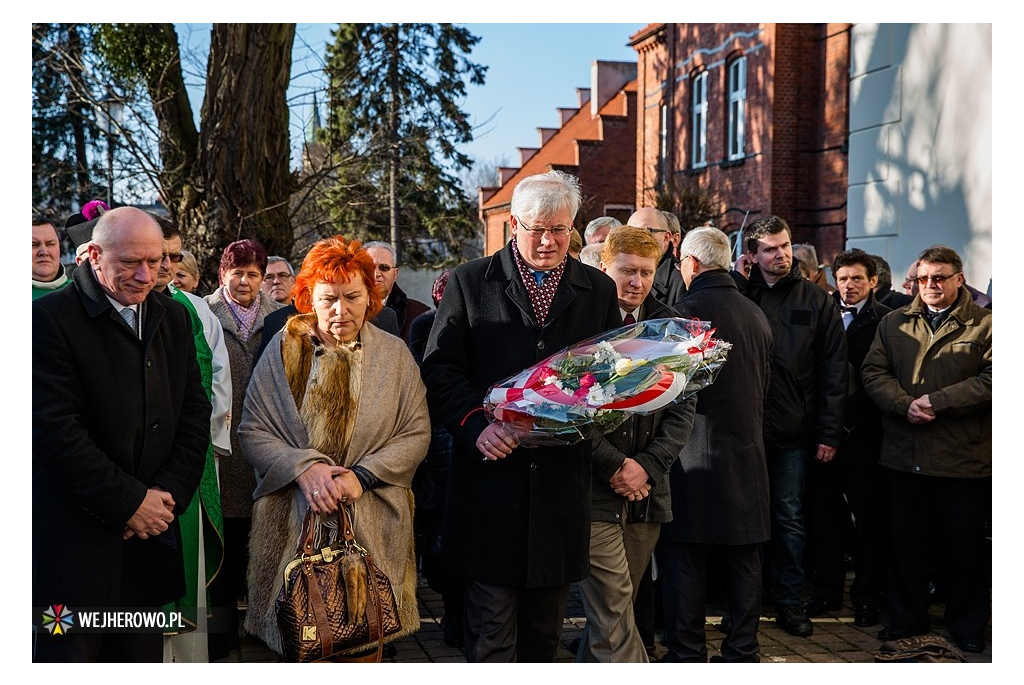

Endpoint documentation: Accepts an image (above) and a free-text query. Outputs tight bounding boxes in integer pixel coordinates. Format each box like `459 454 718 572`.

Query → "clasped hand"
124 488 175 540
610 458 651 502
297 462 363 514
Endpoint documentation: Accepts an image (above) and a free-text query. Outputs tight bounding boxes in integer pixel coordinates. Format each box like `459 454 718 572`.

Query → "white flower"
593 341 620 364
586 382 616 406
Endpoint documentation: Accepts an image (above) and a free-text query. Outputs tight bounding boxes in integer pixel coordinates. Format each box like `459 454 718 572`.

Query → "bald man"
33 207 211 662
627 207 685 306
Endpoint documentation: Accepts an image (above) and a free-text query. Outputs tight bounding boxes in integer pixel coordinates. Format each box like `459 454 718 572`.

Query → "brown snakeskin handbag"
275 505 402 662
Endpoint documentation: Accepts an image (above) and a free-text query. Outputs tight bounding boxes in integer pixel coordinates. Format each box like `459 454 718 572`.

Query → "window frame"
727 56 746 161
691 71 708 169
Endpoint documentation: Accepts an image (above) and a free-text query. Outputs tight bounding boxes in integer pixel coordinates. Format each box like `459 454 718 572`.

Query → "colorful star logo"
41 604 75 635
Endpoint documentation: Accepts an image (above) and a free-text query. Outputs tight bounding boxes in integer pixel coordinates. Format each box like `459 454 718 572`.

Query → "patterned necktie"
623 312 636 325
119 306 136 332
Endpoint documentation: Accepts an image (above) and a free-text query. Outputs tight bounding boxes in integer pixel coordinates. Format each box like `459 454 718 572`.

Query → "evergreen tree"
323 23 486 264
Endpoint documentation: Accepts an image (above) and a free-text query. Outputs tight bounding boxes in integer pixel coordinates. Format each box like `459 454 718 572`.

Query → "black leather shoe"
802 597 842 617
877 626 917 641
955 637 985 653
854 605 880 627
717 613 732 635
776 604 813 637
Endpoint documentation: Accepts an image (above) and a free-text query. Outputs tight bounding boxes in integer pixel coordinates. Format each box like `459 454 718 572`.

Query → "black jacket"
663 269 773 544
33 264 211 609
421 242 621 587
387 282 431 344
653 246 685 307
736 263 848 450
589 295 695 525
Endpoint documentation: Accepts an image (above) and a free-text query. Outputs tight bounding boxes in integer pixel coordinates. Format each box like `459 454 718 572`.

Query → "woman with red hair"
238 236 430 659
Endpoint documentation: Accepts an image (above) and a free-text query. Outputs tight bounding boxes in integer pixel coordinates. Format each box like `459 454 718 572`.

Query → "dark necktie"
623 312 636 325
925 308 948 331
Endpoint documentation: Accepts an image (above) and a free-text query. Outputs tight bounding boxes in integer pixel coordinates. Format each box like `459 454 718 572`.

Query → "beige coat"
239 314 430 654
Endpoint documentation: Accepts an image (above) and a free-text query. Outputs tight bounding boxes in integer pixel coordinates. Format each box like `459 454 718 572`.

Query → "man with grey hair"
584 216 620 246
260 256 295 304
33 207 210 662
579 243 603 269
364 240 430 344
659 227 772 662
422 170 620 662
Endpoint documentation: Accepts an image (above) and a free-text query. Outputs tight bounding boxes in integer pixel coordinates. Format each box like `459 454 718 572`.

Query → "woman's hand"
296 462 349 514
331 468 364 506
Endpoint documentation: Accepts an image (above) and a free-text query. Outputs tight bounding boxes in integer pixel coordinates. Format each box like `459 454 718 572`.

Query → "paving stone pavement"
220 573 992 664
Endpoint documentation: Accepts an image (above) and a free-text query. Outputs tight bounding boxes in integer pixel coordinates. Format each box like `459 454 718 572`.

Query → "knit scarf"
510 239 567 326
222 288 261 342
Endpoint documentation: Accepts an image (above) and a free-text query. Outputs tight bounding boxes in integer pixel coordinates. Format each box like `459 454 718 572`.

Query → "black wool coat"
421 242 621 587
661 269 773 545
33 264 211 609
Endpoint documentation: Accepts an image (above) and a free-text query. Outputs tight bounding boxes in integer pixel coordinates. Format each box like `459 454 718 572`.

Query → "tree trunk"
191 23 296 284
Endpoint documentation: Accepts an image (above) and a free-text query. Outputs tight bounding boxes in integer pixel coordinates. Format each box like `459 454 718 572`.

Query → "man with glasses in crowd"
626 207 685 307
364 241 430 344
862 245 992 654
422 170 620 662
260 256 295 304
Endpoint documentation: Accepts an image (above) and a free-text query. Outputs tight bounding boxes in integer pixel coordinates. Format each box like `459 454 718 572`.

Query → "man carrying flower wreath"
421 170 621 662
573 226 696 663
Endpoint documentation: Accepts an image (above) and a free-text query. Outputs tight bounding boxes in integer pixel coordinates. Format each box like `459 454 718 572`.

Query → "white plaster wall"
847 23 992 295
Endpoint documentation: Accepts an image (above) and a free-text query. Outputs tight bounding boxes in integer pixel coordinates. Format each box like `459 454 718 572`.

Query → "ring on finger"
312 490 320 498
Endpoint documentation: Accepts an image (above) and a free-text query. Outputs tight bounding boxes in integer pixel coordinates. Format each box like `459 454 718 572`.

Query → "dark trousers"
804 458 848 604
661 541 762 662
886 470 991 641
209 516 250 654
841 455 888 609
463 581 569 662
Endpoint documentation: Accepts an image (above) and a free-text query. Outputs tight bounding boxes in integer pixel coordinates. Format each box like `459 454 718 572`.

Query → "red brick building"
631 23 851 263
479 62 638 255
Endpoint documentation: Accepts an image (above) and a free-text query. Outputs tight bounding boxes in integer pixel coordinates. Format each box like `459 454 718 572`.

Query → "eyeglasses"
915 272 960 287
374 263 394 273
644 227 669 235
517 218 570 236
265 273 293 282
162 252 183 263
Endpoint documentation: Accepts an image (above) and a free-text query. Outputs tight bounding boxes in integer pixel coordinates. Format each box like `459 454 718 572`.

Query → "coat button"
150 419 159 429
913 465 921 472
537 340 545 350
614 513 621 519
146 359 152 367
530 462 538 471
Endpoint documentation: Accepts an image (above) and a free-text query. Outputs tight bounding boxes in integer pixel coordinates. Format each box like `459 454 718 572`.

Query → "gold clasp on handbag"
320 546 338 563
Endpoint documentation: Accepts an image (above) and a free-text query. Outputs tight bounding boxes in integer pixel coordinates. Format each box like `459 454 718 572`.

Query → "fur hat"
63 200 110 248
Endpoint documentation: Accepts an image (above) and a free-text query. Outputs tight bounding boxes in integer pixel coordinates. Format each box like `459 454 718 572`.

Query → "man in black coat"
731 215 848 637
659 227 773 662
804 249 892 627
421 171 621 662
33 208 211 662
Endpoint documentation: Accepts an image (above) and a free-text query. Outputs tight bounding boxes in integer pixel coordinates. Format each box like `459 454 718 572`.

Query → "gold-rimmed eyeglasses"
517 217 570 237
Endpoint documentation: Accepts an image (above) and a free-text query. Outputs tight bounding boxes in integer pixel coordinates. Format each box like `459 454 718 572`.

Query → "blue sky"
175 23 646 175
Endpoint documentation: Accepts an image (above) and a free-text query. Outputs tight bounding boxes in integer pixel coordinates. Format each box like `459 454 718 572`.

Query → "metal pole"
106 131 114 206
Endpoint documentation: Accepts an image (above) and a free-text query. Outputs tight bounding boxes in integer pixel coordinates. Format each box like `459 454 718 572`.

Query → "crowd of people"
32 170 991 663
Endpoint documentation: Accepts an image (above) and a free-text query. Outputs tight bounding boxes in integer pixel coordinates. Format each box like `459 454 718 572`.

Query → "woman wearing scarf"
238 235 430 658
204 239 283 654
